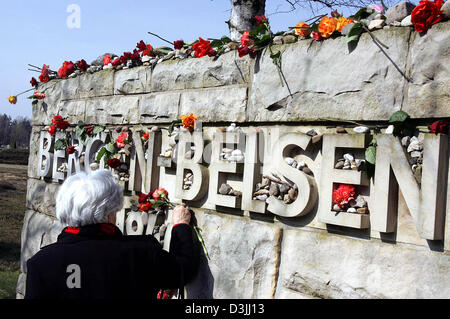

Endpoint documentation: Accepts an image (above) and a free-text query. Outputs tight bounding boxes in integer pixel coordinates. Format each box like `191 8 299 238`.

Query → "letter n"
371 134 448 240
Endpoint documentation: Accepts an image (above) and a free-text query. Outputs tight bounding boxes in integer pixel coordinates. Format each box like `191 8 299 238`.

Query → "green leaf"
75 125 84 138
105 142 116 154
92 125 105 135
346 34 361 43
79 132 89 146
220 35 232 43
54 139 66 151
96 147 106 163
365 145 377 165
347 23 363 38
270 51 281 59
389 110 410 124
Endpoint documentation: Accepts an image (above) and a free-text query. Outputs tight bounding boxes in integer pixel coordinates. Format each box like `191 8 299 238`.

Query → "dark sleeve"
152 224 198 290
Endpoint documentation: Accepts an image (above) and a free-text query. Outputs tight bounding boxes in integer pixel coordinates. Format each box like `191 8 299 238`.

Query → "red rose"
84 125 94 135
131 49 141 60
332 184 356 208
103 54 112 65
67 146 76 154
248 47 257 58
116 132 128 148
312 31 323 41
240 31 253 47
58 61 75 79
411 0 444 33
48 124 56 136
51 115 70 130
39 64 51 83
107 158 122 169
138 192 152 204
238 45 249 58
112 58 121 67
254 15 267 26
429 120 449 135
77 59 88 72
142 44 153 56
152 188 168 201
137 40 147 52
139 202 153 211
192 37 213 58
30 77 38 87
174 40 184 50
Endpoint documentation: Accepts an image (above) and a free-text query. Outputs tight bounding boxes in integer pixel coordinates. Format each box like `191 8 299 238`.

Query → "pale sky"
0 0 374 120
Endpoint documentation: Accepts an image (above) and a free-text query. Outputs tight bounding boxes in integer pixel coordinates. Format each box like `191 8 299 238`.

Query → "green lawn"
0 163 27 299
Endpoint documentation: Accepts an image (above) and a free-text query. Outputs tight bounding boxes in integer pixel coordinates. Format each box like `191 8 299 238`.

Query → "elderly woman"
25 169 198 299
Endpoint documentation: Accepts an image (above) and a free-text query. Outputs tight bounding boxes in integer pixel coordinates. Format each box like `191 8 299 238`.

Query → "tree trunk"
228 0 266 41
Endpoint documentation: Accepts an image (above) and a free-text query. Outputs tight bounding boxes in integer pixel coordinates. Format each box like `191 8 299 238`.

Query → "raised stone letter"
37 131 53 178
209 131 245 208
67 131 83 177
318 134 370 228
129 130 161 193
175 131 209 201
371 134 448 240
266 132 318 217
52 131 67 182
242 129 266 214
84 132 107 173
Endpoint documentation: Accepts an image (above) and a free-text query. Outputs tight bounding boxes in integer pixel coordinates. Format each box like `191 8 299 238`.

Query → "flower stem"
147 32 174 45
15 88 35 97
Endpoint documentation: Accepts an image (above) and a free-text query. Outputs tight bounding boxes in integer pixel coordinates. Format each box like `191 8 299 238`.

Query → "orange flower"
336 17 354 32
8 96 17 104
295 21 311 38
318 16 338 39
181 113 197 131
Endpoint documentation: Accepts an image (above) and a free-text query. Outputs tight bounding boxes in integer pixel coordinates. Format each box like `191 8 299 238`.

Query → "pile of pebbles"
334 153 366 171
218 183 242 197
253 174 298 204
401 135 423 184
183 172 193 190
332 194 369 214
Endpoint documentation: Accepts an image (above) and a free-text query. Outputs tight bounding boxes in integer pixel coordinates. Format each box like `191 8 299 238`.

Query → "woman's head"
56 169 123 227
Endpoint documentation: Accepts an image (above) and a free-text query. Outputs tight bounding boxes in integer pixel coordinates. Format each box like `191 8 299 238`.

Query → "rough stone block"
276 229 450 298
26 178 60 217
78 69 114 98
403 22 450 118
84 95 140 124
139 92 180 123
114 66 151 94
151 51 251 91
189 212 282 299
247 27 411 122
180 86 247 122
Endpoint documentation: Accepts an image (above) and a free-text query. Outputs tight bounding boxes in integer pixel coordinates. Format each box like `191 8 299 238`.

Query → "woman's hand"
172 204 191 225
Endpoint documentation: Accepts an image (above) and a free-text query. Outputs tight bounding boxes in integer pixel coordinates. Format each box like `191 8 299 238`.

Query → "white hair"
56 169 124 227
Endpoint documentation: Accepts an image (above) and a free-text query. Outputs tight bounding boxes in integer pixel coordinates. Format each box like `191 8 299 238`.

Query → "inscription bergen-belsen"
36 122 448 241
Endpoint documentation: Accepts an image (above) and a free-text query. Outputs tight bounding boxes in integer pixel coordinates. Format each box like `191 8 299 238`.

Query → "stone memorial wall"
18 21 450 298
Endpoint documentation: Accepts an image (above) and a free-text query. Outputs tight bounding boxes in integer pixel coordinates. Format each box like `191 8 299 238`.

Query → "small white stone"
296 161 306 170
401 136 411 147
410 151 422 158
385 125 394 134
226 123 237 132
368 19 386 30
90 163 99 171
353 126 370 134
231 149 243 156
256 194 268 201
347 207 357 213
400 15 412 27
407 140 423 153
343 153 354 162
284 157 295 165
141 55 151 63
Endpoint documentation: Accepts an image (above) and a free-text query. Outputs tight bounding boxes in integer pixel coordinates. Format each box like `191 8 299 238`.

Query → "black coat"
24 223 198 299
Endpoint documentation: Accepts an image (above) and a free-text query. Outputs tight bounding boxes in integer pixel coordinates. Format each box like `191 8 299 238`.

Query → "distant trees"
0 114 32 148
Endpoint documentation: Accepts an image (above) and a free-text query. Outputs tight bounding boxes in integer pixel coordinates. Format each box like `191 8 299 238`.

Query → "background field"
0 157 28 298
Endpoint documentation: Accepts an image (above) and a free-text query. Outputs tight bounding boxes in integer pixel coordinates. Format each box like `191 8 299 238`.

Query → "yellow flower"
295 21 311 38
337 17 354 32
8 96 17 104
180 113 197 131
318 16 338 39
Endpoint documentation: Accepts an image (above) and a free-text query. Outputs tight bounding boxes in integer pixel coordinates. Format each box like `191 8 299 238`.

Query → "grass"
0 163 27 299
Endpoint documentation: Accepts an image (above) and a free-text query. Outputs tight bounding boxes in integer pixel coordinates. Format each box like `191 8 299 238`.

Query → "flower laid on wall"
411 0 444 33
332 184 356 209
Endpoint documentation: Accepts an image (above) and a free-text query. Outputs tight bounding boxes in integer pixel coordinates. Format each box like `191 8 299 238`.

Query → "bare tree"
227 0 266 41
